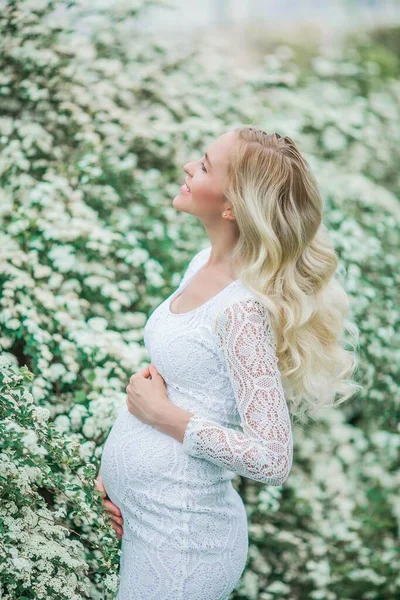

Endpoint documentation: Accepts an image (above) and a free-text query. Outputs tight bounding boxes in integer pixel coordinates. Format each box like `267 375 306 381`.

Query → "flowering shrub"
0 356 120 599
0 0 399 598
232 39 400 600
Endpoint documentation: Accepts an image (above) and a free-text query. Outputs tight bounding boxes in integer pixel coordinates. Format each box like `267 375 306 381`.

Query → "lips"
180 183 191 195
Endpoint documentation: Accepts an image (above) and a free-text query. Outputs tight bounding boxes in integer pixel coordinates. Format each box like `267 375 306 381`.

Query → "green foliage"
0 356 120 599
345 27 400 80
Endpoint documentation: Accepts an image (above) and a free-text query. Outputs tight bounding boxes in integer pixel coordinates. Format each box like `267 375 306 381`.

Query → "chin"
172 195 190 212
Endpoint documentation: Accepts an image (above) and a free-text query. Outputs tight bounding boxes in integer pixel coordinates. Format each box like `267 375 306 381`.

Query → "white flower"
47 245 76 272
79 440 96 462
6 318 21 330
48 363 67 381
82 420 95 439
12 557 32 572
322 126 347 152
33 406 50 423
87 317 108 332
53 415 71 434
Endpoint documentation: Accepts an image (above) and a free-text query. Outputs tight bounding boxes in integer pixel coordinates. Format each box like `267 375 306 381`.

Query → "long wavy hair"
224 125 362 426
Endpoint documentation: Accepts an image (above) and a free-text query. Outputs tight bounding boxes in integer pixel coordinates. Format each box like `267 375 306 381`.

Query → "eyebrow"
204 152 212 169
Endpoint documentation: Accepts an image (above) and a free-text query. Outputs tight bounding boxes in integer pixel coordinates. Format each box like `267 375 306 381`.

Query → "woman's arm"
181 297 293 485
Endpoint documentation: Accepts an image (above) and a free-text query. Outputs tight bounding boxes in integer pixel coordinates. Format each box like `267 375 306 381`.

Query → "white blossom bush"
0 355 120 599
239 42 400 199
234 162 400 598
229 38 400 600
0 1 399 599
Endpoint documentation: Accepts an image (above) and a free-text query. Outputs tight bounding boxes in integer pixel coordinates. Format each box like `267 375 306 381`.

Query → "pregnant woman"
99 126 359 599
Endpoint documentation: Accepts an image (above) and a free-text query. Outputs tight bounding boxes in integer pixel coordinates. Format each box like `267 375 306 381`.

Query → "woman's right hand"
95 471 124 539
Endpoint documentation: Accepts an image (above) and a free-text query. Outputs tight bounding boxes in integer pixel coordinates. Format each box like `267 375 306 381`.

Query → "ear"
223 203 235 221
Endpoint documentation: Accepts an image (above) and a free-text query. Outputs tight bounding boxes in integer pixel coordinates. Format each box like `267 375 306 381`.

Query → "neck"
202 221 240 278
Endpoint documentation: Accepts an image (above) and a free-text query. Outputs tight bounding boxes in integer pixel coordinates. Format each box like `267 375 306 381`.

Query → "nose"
183 160 196 175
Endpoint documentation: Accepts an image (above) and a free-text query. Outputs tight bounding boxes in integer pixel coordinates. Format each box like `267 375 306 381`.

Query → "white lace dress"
100 246 293 600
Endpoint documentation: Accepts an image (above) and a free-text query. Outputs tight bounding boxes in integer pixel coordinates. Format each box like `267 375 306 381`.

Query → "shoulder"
180 245 211 285
192 245 212 265
186 244 211 272
213 285 276 348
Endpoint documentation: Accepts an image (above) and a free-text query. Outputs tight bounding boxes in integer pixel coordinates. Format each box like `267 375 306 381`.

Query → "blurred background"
70 0 400 70
139 0 400 80
137 0 400 58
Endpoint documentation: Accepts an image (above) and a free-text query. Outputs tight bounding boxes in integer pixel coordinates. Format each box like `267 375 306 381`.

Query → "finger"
103 500 122 518
114 523 123 536
111 522 123 537
139 365 151 377
149 363 162 380
129 372 140 383
103 499 122 517
109 513 124 525
109 514 124 527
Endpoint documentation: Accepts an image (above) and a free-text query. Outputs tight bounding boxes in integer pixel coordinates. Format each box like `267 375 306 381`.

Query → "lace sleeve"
182 297 293 485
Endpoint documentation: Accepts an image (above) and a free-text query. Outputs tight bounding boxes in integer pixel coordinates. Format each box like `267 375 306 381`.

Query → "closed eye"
201 161 207 172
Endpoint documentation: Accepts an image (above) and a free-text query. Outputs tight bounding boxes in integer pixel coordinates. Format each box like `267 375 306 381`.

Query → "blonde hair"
225 125 362 426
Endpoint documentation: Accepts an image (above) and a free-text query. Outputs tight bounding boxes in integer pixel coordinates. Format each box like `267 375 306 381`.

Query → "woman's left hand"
125 362 171 427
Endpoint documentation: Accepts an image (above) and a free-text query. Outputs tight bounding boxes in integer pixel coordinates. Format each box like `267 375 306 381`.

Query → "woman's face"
173 131 237 222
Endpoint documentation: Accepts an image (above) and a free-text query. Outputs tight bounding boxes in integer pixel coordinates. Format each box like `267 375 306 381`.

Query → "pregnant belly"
100 405 178 502
100 406 246 550
100 405 235 509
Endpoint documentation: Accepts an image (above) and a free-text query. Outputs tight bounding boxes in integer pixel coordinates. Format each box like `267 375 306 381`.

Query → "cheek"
192 180 220 208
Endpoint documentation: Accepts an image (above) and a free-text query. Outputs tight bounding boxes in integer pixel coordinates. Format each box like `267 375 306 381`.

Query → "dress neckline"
168 261 240 317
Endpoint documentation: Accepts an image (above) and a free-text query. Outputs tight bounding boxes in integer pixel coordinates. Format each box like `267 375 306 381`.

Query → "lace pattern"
182 288 293 485
100 245 293 599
